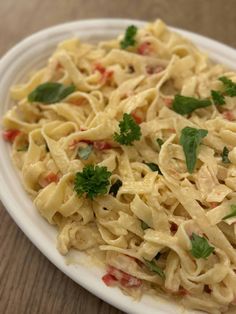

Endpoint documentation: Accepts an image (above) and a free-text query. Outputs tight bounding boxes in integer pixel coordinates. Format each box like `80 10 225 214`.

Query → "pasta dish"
3 20 236 314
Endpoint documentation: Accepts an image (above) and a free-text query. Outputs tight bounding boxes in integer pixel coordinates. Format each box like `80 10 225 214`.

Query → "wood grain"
0 1 236 313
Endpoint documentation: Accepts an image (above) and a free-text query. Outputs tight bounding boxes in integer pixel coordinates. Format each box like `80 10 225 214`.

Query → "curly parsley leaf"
74 165 111 199
190 233 214 259
144 162 162 175
180 127 208 173
141 221 149 230
109 179 122 197
114 113 141 145
172 95 212 115
211 90 225 106
28 82 75 104
77 145 93 160
221 146 230 164
120 25 138 49
156 138 164 148
145 259 165 279
219 76 236 97
223 204 236 220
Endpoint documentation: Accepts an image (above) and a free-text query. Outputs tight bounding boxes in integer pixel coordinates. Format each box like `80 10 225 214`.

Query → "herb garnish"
219 76 236 97
223 204 236 220
77 145 93 160
172 95 212 115
221 146 230 164
156 138 164 148
190 233 214 259
28 82 75 104
144 162 162 175
145 259 165 279
211 90 225 106
180 127 208 173
109 179 122 197
74 165 111 199
114 113 141 145
120 25 138 49
141 221 149 230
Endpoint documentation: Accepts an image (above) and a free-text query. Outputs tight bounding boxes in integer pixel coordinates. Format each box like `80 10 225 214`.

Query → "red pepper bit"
2 129 21 143
209 202 219 209
104 266 142 288
131 111 143 124
93 141 112 150
102 273 118 287
163 98 173 108
69 98 85 106
94 63 113 84
39 172 59 188
223 110 235 121
137 42 152 55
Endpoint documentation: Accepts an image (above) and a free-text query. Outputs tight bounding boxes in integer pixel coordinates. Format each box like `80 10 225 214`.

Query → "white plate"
0 19 236 314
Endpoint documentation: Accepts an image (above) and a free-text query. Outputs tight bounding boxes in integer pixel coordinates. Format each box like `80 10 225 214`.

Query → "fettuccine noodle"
3 20 236 314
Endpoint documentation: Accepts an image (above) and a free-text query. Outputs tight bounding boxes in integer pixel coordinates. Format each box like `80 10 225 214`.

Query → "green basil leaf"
190 233 214 259
120 25 138 49
28 82 75 104
219 76 236 97
223 204 236 220
144 162 162 175
221 146 230 164
180 127 208 173
145 259 165 279
211 90 225 105
77 145 93 160
172 95 212 115
109 179 122 197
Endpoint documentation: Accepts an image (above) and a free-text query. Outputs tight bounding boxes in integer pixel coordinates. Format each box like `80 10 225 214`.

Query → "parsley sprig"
172 95 212 115
219 76 236 97
221 146 230 164
180 127 208 173
28 82 75 104
145 259 165 279
114 113 141 145
74 165 111 199
211 90 225 106
120 25 138 49
190 233 214 259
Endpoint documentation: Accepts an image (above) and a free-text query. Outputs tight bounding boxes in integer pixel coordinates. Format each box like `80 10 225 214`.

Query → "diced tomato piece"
176 287 189 296
223 110 235 121
93 141 112 150
102 274 118 287
131 111 143 124
163 98 173 107
39 172 59 188
3 129 21 143
137 42 152 55
146 65 164 75
107 266 142 288
209 202 219 209
94 63 113 84
70 98 85 106
68 139 92 150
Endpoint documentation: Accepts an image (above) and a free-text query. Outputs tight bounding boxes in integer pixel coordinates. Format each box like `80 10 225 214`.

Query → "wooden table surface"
1 1 236 313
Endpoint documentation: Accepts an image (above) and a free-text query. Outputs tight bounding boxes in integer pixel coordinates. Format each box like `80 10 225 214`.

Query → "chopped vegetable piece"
105 266 142 288
180 127 208 173
190 233 214 259
221 146 230 164
77 145 93 160
114 113 141 145
145 259 165 279
17 145 28 152
137 42 152 55
144 162 162 175
223 204 236 220
156 138 164 148
74 165 111 199
141 221 149 230
28 82 75 104
102 273 117 287
172 95 212 115
211 90 225 105
39 172 59 188
3 129 20 142
223 110 235 121
109 179 122 197
131 111 143 124
93 141 112 150
219 76 236 97
120 25 138 49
